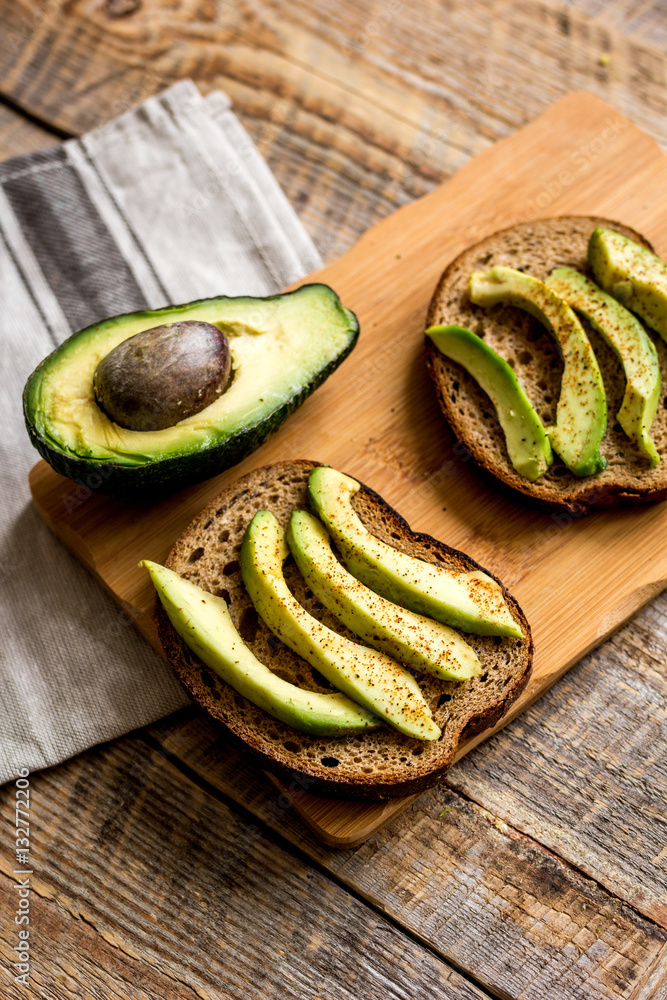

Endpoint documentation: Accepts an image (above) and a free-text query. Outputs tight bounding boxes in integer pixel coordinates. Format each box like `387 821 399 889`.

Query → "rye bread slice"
425 216 667 512
156 459 532 800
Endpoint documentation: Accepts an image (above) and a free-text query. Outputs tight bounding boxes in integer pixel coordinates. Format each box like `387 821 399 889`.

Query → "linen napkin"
0 80 322 785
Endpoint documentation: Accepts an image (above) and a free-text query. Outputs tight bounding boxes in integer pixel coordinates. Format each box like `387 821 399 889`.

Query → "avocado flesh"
547 267 661 467
426 324 553 481
24 284 358 490
141 560 378 736
588 227 667 340
308 467 522 638
286 510 482 681
469 266 607 477
240 511 440 741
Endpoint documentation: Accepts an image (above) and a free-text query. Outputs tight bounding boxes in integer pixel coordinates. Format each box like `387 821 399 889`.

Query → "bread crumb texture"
159 460 532 799
426 217 667 510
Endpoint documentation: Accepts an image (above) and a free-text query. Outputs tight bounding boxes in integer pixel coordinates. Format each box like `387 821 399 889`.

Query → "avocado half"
23 284 359 495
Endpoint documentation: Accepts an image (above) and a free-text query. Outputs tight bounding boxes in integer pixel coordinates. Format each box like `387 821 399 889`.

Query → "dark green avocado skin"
23 284 359 496
23 367 346 495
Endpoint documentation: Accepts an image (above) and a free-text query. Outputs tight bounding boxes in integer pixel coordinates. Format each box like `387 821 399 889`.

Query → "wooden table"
1 2 667 997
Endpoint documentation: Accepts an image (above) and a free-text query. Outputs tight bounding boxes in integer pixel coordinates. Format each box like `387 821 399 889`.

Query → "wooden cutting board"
29 91 667 848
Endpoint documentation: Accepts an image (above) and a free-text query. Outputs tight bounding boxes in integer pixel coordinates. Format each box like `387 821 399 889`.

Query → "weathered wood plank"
574 0 667 49
0 869 205 999
147 712 667 1000
3 1 667 994
446 591 667 929
27 90 667 854
0 101 58 159
2 1 667 264
0 739 492 1000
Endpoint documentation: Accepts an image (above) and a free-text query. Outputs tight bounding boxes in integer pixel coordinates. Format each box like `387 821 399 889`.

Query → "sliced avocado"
141 559 378 736
547 267 661 467
588 226 667 340
308 466 522 638
469 266 607 477
426 324 553 481
287 510 481 680
23 284 359 494
240 510 440 741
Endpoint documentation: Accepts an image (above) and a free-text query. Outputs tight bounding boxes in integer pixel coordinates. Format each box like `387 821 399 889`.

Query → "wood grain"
146 711 667 1000
5 1 667 995
29 92 667 847
2 1 667 265
0 101 60 159
0 739 494 1000
0 872 206 1000
447 592 667 928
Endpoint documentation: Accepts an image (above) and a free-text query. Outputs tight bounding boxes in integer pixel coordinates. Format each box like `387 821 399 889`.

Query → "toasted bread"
156 460 532 800
425 216 667 512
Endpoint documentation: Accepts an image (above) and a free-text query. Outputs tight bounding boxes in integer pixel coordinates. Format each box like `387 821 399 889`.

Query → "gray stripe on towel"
4 156 148 330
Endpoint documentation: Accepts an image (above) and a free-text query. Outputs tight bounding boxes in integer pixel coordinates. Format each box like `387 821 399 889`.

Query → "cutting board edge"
276 569 667 847
24 90 667 848
32 447 667 847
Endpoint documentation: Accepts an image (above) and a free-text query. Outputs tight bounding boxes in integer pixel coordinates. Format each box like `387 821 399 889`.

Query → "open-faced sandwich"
425 217 667 512
142 461 533 800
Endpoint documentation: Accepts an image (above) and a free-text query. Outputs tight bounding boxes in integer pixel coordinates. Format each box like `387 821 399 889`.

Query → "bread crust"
425 216 667 513
156 460 532 800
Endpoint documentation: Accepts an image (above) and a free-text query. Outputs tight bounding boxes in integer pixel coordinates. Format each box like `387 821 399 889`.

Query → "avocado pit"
93 320 232 431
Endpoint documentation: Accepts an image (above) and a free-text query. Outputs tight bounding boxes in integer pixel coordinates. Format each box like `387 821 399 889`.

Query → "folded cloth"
0 80 322 785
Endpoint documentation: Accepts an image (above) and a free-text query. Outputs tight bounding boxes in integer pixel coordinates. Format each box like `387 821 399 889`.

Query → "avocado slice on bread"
240 509 440 741
148 460 532 800
308 466 522 637
286 509 482 680
588 226 667 340
547 267 661 468
467 266 607 477
425 216 667 512
425 324 552 482
142 559 378 736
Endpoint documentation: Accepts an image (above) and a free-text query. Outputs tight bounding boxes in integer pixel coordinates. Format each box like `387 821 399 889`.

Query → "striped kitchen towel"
0 80 322 785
